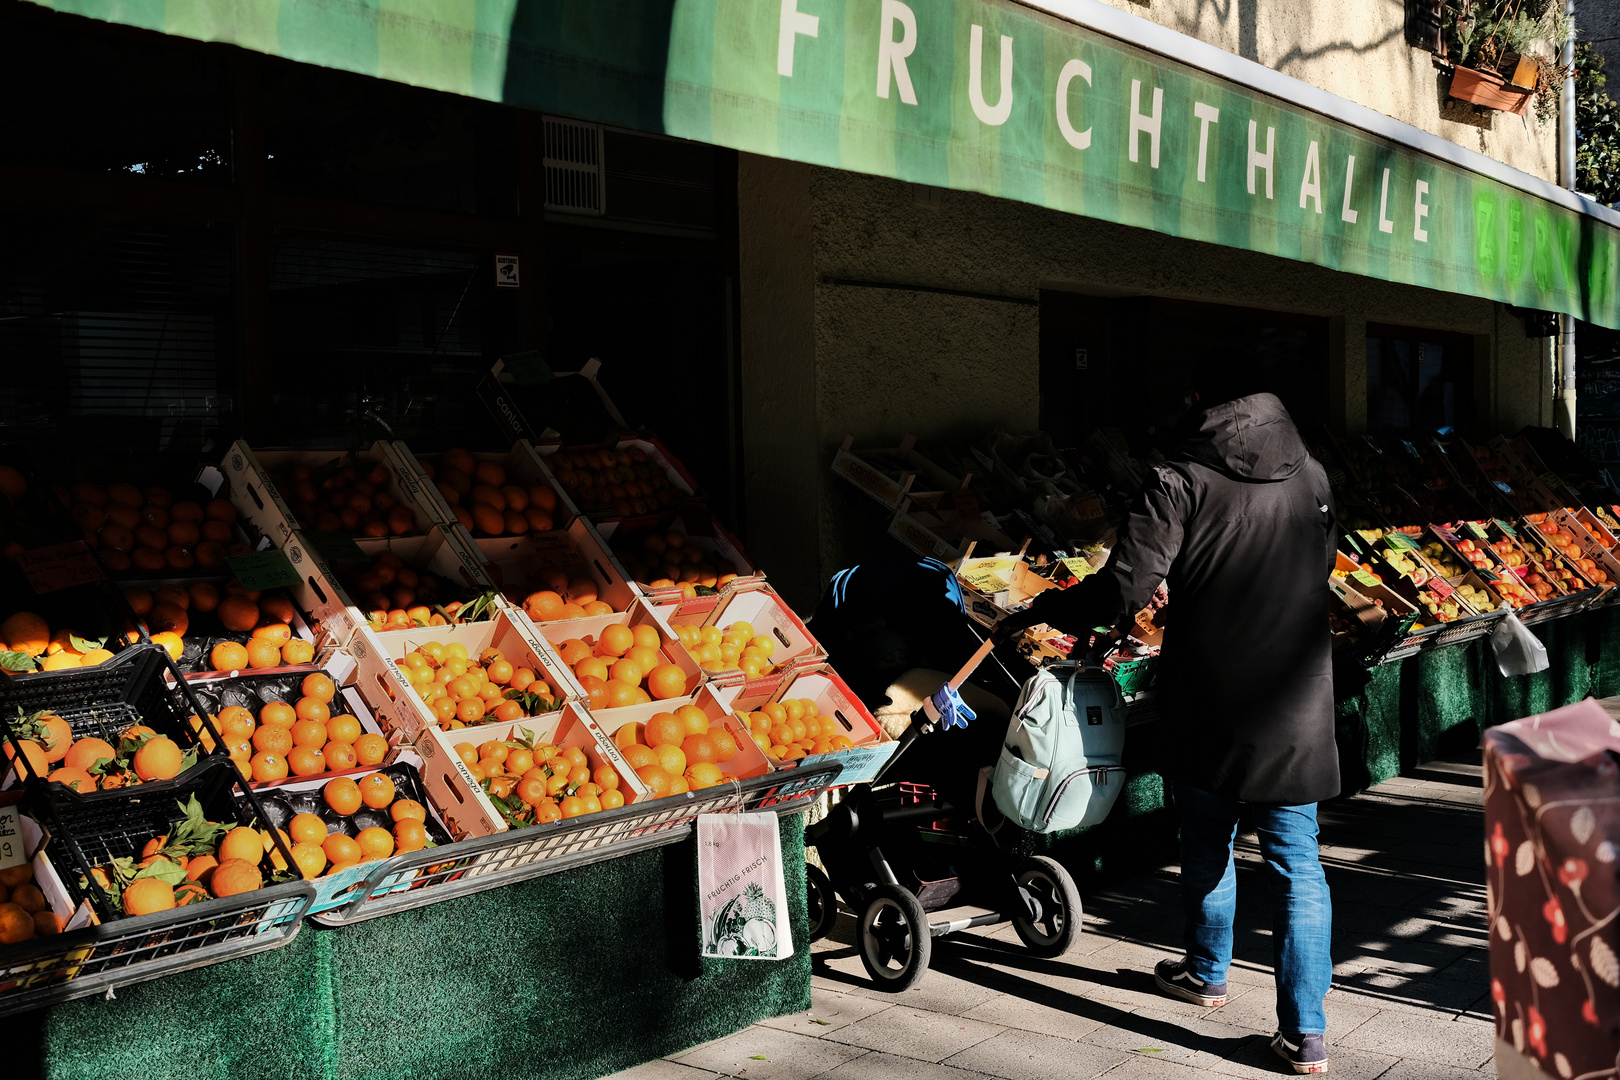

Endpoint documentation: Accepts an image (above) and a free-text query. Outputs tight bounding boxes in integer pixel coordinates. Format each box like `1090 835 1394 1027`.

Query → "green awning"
31 0 1620 329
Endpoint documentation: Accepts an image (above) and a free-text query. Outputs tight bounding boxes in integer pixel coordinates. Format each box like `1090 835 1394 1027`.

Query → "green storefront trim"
28 0 1620 328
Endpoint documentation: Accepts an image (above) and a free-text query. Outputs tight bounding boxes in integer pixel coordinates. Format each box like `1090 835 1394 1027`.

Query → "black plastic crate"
0 644 223 799
29 756 300 923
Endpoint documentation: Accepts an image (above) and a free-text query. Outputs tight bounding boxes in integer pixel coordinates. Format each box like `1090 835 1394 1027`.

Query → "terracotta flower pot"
1449 64 1532 115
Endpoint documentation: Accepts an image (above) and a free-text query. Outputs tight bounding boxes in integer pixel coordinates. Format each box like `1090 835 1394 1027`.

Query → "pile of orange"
454 735 623 825
0 611 116 672
398 641 557 731
1529 518 1613 585
553 623 689 710
520 571 616 622
122 580 311 672
344 551 472 631
0 862 62 943
281 772 430 879
274 459 418 539
612 530 741 595
673 619 777 678
80 795 275 916
5 709 192 792
195 672 386 783
62 482 246 574
546 446 683 519
422 448 558 537
610 705 740 796
738 698 854 762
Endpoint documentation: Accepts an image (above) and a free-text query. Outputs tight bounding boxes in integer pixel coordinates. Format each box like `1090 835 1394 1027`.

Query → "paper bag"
697 812 794 960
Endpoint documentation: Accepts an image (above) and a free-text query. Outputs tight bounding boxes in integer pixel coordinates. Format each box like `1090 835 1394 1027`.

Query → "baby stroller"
803 558 1087 991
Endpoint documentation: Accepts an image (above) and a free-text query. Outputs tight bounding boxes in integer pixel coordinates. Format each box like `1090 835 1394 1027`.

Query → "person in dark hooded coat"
1004 351 1338 1074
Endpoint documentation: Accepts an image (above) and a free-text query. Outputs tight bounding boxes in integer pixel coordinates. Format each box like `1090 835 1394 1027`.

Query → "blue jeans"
1175 784 1333 1035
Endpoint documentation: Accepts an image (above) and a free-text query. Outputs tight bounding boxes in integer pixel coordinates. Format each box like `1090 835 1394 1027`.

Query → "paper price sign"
1495 519 1519 538
958 559 1016 593
1060 557 1096 582
1350 570 1381 590
17 541 105 594
1384 531 1419 550
224 550 303 591
1465 522 1490 540
0 805 22 871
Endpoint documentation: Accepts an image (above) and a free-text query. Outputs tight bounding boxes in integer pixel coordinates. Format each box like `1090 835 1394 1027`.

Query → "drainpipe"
1556 0 1578 441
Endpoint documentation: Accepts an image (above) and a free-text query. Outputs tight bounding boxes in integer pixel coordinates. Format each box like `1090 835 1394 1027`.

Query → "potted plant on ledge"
1440 0 1572 120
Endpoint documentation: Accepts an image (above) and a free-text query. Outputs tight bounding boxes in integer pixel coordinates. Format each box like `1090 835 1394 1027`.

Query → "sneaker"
1270 1032 1328 1074
1153 957 1228 1006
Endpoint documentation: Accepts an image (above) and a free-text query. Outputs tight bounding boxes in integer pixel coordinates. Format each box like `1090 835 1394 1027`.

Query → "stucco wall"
738 155 1554 607
1086 0 1560 183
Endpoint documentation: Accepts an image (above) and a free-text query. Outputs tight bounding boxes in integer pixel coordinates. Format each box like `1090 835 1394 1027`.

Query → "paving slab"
809 1050 997 1080
941 1027 1133 1080
1334 1010 1495 1069
671 1026 870 1079
602 1059 725 1080
823 1007 1005 1063
759 986 895 1036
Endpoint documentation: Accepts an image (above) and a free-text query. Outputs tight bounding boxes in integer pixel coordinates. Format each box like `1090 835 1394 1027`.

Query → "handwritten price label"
0 805 23 871
1351 570 1381 590
17 542 105 594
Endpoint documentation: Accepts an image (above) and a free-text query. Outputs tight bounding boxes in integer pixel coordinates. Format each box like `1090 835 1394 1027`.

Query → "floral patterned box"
1484 699 1620 1078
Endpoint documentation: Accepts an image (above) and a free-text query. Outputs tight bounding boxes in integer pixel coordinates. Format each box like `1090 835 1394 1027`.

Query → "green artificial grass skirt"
5 815 810 1080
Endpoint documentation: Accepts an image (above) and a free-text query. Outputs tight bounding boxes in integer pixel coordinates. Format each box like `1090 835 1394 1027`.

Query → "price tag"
958 559 1017 594
1385 531 1419 550
1430 577 1455 599
1495 519 1519 538
1060 556 1095 582
224 550 303 591
1351 570 1381 590
1476 567 1500 583
17 541 105 594
1466 521 1490 540
304 530 367 564
0 804 22 871
1343 532 1365 554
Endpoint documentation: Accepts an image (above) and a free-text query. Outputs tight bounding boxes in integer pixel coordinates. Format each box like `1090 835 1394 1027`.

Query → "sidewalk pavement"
610 752 1492 1080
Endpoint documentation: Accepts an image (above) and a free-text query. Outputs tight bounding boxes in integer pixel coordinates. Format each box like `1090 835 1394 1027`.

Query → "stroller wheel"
1011 856 1082 958
858 884 931 991
806 863 838 942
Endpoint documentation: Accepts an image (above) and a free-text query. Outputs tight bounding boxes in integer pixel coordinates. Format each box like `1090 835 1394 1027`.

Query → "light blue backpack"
983 659 1128 833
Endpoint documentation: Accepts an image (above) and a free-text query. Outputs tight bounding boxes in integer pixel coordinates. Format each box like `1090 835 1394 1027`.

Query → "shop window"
262 62 518 217
0 214 235 458
0 11 232 182
265 236 521 447
1365 327 1473 434
1039 293 1328 449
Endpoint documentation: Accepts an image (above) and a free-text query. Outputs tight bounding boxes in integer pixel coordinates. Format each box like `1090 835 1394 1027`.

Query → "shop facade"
3 0 1620 1077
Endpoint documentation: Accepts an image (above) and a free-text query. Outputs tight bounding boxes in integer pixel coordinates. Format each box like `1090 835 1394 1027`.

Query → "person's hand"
922 683 976 730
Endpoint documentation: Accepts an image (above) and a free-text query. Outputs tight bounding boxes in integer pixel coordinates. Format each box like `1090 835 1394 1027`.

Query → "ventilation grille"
544 117 605 216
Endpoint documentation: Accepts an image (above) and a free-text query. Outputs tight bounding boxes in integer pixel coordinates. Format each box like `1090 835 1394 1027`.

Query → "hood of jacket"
1178 392 1307 482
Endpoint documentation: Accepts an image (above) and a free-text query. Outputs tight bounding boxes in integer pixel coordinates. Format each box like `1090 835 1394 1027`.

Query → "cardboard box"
394 440 590 536
349 610 583 742
956 554 1060 630
595 505 763 602
220 441 453 549
830 433 964 511
723 667 892 787
414 703 644 839
697 581 826 684
471 518 637 614
276 527 494 649
586 684 776 784
521 597 704 703
533 434 701 517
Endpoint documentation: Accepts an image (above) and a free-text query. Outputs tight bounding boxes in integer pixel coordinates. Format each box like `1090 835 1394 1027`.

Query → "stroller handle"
871 635 998 786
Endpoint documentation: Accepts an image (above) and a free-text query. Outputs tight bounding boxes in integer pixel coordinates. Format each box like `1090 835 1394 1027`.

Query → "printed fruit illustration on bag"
708 881 778 957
